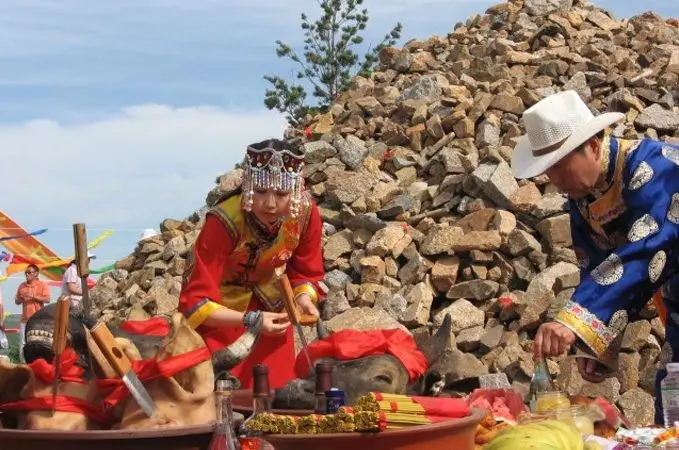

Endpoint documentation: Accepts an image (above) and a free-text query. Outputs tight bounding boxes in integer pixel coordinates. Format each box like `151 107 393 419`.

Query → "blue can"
325 388 345 413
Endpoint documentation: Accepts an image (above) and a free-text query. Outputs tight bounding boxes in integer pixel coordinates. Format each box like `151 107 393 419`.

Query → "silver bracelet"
243 311 263 334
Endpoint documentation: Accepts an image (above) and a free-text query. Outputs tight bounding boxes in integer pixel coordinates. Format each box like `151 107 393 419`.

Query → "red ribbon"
96 346 212 408
119 317 171 337
0 395 112 426
294 329 428 382
28 348 87 385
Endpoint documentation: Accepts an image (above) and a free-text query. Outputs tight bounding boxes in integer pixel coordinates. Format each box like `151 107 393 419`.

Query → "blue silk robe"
554 135 679 424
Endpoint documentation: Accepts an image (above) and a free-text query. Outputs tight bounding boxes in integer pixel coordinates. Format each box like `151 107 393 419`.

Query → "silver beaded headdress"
241 145 305 217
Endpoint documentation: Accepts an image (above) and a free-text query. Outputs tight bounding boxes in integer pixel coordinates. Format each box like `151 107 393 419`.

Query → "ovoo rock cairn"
90 0 679 429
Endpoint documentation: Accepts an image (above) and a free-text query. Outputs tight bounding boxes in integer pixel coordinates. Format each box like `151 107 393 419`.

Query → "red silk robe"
179 192 325 388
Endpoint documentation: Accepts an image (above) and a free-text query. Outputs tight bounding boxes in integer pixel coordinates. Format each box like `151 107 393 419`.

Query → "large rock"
434 299 485 334
325 307 409 334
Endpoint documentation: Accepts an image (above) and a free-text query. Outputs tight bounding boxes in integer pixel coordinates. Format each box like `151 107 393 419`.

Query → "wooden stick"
72 223 91 315
73 224 89 278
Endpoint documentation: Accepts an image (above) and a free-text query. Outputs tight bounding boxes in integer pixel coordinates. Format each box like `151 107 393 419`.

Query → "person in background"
0 286 4 331
62 251 95 311
511 90 679 424
15 264 51 362
179 138 324 389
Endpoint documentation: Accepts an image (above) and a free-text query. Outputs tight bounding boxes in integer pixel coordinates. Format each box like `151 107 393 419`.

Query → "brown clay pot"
0 414 245 450
264 407 486 450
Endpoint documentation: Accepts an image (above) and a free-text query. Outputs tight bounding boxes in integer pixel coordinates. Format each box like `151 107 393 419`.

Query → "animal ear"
419 313 453 365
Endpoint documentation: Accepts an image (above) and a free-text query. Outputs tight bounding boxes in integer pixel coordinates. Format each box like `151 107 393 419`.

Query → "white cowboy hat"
139 228 158 241
511 90 625 179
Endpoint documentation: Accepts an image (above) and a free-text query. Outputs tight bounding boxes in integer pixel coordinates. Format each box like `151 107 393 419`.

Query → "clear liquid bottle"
662 363 679 427
314 362 334 414
239 364 271 450
529 357 555 412
209 379 241 450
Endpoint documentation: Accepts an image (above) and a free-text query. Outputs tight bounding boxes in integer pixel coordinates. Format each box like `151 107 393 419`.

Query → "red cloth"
294 329 428 382
200 298 296 389
96 346 212 408
0 395 111 426
119 317 171 337
179 199 326 315
28 348 86 384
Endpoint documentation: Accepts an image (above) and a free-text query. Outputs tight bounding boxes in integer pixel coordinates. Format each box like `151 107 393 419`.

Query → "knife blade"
275 266 315 376
51 295 70 414
89 321 156 418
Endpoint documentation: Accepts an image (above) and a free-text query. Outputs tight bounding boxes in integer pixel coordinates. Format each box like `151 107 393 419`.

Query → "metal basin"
0 413 244 450
0 425 215 450
264 407 486 450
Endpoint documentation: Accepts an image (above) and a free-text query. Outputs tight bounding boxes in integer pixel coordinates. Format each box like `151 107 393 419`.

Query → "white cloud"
0 105 287 228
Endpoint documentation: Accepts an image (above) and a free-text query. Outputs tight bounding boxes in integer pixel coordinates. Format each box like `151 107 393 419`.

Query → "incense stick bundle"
318 407 355 433
297 414 323 434
354 411 447 431
355 392 469 418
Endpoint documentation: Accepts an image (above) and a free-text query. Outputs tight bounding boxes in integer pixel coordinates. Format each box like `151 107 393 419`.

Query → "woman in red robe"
179 139 325 389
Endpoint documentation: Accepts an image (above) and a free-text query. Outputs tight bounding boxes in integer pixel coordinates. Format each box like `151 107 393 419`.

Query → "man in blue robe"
511 90 679 424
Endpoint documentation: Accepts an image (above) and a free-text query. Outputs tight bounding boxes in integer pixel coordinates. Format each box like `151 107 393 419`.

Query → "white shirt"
62 264 81 302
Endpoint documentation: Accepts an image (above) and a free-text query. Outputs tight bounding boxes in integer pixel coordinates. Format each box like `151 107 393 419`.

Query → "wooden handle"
299 314 318 326
85 328 117 378
52 296 70 355
73 223 90 278
278 273 302 325
90 322 131 377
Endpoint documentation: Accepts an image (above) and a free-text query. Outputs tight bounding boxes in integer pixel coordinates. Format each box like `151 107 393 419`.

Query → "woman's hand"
296 294 319 322
261 311 290 337
533 321 576 358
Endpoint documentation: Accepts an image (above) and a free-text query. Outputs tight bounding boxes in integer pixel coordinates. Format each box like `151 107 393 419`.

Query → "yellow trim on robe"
187 300 225 329
555 308 609 357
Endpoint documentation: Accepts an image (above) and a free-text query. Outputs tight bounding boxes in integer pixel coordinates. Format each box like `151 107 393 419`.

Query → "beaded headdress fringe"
241 146 305 217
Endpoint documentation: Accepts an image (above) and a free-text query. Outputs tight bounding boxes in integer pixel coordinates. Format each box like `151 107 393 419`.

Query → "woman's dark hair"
248 139 302 156
26 264 39 273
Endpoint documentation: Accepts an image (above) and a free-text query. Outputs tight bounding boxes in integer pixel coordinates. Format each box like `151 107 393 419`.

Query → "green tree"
264 0 402 126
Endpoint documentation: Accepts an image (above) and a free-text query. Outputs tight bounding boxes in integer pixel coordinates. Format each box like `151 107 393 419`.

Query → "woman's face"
250 187 291 226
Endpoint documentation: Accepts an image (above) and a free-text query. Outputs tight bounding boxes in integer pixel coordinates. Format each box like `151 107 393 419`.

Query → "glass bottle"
209 379 241 450
529 357 556 412
239 364 271 450
314 362 334 414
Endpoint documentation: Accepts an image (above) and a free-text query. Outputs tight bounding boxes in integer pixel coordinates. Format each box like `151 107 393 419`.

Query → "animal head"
111 313 217 429
0 353 103 430
23 301 96 373
274 314 453 409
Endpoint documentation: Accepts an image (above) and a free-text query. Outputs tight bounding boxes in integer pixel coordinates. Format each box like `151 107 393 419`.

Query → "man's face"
544 139 601 199
25 267 38 283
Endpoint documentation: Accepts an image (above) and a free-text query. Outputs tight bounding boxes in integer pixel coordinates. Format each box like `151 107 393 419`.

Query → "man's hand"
534 321 577 358
296 294 319 321
261 312 290 337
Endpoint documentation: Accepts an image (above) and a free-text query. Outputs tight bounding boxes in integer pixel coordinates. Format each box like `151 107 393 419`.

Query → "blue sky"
0 0 677 314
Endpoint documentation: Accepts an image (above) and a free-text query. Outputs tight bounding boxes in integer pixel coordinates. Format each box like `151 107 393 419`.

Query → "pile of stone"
91 0 679 427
